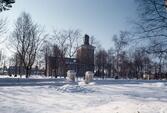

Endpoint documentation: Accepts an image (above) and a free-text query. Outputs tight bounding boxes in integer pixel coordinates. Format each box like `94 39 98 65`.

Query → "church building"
76 34 95 76
46 34 95 77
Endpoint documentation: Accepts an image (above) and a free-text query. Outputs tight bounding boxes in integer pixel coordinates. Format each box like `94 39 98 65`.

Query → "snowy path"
0 79 167 113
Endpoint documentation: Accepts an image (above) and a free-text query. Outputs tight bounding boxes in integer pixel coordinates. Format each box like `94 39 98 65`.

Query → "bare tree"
40 40 52 76
66 30 81 58
0 0 14 44
51 29 81 76
129 0 167 79
148 40 167 79
0 0 15 12
52 29 82 58
0 18 6 33
11 12 46 78
95 49 108 79
10 53 23 77
51 44 65 77
112 31 129 77
131 47 151 78
107 48 115 78
52 30 68 58
135 0 167 53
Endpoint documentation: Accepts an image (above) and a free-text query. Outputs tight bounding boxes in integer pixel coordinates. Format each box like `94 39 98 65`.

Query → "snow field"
0 79 166 113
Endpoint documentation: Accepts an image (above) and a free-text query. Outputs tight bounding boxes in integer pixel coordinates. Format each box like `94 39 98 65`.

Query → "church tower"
76 34 95 76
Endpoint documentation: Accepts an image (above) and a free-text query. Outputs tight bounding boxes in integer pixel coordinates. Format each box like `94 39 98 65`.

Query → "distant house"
8 66 25 76
46 34 95 77
46 56 77 77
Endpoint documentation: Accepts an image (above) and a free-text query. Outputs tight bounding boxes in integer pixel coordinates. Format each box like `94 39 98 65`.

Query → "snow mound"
78 81 96 86
55 84 94 93
142 82 166 88
29 75 47 79
152 82 166 87
64 80 78 85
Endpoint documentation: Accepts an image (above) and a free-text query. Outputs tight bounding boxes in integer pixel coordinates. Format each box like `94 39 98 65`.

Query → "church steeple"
84 34 89 45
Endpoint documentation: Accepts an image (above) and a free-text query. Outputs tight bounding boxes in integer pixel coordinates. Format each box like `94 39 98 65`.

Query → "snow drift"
54 84 94 93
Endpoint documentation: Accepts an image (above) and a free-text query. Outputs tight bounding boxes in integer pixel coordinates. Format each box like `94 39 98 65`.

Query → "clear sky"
1 0 137 50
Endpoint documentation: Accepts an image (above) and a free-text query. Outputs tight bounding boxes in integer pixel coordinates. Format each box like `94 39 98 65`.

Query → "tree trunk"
25 66 31 78
26 67 28 78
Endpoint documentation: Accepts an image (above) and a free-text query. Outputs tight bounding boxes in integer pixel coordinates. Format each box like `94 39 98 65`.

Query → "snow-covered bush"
66 70 76 82
84 71 94 84
143 73 154 80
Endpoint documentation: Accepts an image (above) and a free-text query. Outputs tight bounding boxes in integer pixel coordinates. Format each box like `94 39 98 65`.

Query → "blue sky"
1 0 137 49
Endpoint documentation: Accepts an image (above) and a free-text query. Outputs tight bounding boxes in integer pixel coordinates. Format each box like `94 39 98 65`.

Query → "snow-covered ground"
0 77 166 113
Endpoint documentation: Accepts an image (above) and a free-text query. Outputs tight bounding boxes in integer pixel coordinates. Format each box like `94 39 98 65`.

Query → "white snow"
0 78 166 113
52 84 94 93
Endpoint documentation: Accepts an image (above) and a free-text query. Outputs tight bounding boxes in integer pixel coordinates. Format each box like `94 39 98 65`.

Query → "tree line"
94 0 167 79
0 0 167 79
